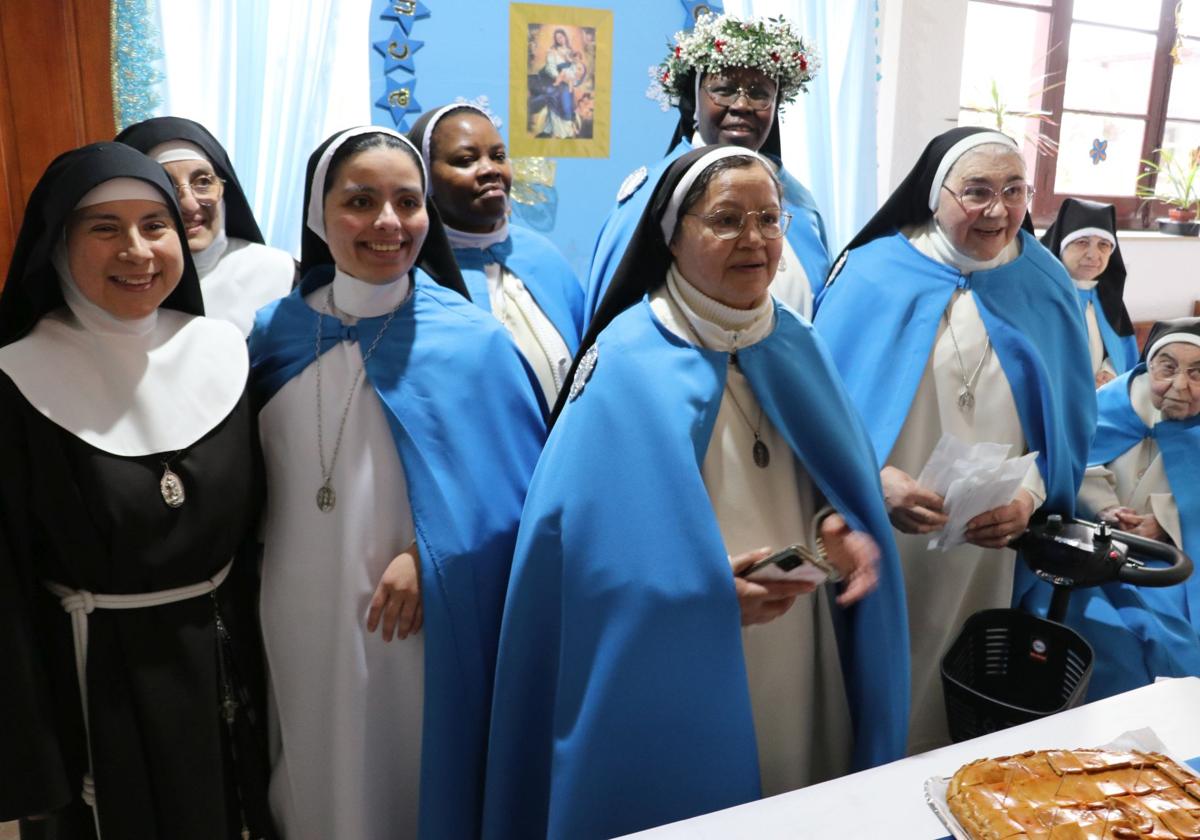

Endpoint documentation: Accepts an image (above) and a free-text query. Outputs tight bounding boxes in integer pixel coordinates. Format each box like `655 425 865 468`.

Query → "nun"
1041 198 1139 386
483 146 909 840
813 126 1095 753
408 103 583 406
248 127 545 840
1070 318 1200 693
583 13 830 324
0 143 272 839
116 117 296 336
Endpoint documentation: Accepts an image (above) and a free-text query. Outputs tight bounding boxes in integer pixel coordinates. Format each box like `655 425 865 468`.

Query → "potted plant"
1137 147 1200 235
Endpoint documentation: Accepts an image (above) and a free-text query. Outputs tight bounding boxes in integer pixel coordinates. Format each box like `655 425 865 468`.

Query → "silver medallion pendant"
957 387 975 411
160 467 186 508
753 439 771 469
316 483 336 513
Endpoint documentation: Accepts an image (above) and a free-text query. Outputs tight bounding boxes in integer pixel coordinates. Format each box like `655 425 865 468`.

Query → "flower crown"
657 14 818 108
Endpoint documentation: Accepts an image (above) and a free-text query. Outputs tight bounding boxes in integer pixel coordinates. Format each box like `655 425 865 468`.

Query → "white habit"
258 270 424 840
196 232 295 337
651 266 852 796
892 223 1046 755
1077 278 1118 382
1077 371 1183 544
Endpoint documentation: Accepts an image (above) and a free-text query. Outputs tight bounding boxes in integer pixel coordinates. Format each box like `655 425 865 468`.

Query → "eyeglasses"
1149 356 1200 385
687 208 792 240
172 174 225 201
702 81 777 111
941 183 1035 214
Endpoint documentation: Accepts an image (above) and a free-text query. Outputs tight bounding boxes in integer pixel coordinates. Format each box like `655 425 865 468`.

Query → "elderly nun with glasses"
483 145 908 840
583 13 831 325
813 127 1095 754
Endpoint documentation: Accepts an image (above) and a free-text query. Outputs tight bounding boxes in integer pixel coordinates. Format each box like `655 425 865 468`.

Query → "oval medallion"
160 467 186 508
316 483 337 513
957 387 975 411
753 439 770 469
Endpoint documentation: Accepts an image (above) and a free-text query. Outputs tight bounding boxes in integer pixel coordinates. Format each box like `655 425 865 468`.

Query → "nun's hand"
1111 508 1168 541
367 542 423 642
965 490 1034 549
730 547 816 627
880 466 948 534
1095 370 1116 388
819 514 880 607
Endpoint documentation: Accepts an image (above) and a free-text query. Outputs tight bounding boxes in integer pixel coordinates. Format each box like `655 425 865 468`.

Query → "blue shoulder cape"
582 137 832 328
1051 367 1200 696
453 223 584 355
813 229 1095 514
248 267 546 839
482 300 909 840
1079 286 1139 375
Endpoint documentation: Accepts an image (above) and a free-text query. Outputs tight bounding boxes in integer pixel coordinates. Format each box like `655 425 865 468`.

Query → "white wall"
877 0 1200 321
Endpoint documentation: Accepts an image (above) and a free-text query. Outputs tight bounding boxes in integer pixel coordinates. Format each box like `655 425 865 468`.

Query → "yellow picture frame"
509 3 612 158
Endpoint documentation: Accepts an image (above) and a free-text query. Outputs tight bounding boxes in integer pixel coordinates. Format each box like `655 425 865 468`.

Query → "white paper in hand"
918 434 1039 551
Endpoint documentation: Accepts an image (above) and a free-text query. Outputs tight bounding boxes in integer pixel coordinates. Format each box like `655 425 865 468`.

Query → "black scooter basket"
941 608 1094 743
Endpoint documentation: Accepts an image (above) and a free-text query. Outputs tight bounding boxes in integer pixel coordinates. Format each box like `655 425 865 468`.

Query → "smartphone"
738 544 835 584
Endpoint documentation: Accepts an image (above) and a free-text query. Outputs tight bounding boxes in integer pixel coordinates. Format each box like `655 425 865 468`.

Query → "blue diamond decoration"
375 78 422 130
680 0 724 30
380 0 431 35
373 26 423 74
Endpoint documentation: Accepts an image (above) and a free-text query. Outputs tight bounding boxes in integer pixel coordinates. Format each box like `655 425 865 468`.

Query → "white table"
622 677 1200 839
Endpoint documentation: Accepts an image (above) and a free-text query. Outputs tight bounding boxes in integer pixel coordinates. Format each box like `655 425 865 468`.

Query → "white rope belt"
43 559 234 838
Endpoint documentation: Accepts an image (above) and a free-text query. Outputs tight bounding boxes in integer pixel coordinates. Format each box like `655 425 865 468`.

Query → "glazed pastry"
946 749 1200 839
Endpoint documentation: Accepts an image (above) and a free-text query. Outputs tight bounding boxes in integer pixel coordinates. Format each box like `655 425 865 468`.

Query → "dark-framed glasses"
941 182 1035 213
688 207 792 240
1149 356 1200 385
702 81 777 111
173 174 225 201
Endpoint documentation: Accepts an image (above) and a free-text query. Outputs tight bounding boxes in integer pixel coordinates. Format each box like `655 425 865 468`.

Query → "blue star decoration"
374 26 423 74
681 0 724 29
376 78 422 130
1090 138 1108 165
380 0 431 35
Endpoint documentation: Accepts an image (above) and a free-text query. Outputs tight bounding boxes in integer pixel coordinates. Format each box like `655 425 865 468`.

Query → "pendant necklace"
677 309 770 468
159 450 186 508
314 285 402 512
945 311 991 412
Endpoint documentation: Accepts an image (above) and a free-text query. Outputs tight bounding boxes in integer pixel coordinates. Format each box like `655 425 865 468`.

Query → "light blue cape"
1078 285 1140 375
482 299 909 840
249 267 546 839
582 137 831 328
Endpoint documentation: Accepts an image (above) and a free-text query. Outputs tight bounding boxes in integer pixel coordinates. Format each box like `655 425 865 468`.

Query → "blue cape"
582 137 832 328
1030 367 1200 698
1079 286 1140 375
482 300 909 840
248 267 546 839
453 223 584 355
813 229 1095 514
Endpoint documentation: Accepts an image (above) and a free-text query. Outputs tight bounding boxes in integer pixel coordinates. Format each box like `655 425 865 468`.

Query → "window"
958 0 1198 228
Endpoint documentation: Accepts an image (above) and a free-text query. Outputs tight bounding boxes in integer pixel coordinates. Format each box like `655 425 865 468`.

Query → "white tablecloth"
621 677 1200 839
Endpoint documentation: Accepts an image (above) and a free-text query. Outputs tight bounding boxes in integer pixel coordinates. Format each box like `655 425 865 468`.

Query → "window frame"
968 0 1185 229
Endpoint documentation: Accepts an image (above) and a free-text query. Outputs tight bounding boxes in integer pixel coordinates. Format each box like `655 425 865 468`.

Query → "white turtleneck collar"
192 214 229 277
661 262 775 351
330 267 411 320
1074 278 1100 291
444 219 509 251
907 218 1021 274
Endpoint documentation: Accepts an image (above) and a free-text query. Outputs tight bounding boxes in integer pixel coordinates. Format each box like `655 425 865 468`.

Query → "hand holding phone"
737 543 838 585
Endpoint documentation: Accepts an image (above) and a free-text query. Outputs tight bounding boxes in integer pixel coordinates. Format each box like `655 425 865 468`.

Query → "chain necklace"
159 450 186 508
945 311 991 412
314 285 402 512
676 308 770 468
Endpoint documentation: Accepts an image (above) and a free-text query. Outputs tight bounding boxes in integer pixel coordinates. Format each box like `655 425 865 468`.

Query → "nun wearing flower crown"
583 13 830 325
0 143 272 839
1067 318 1200 695
248 126 545 840
483 146 908 840
117 116 296 336
813 126 1095 753
1041 198 1139 386
408 103 583 406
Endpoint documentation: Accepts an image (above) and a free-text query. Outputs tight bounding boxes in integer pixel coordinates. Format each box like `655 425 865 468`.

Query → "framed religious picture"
509 3 612 158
